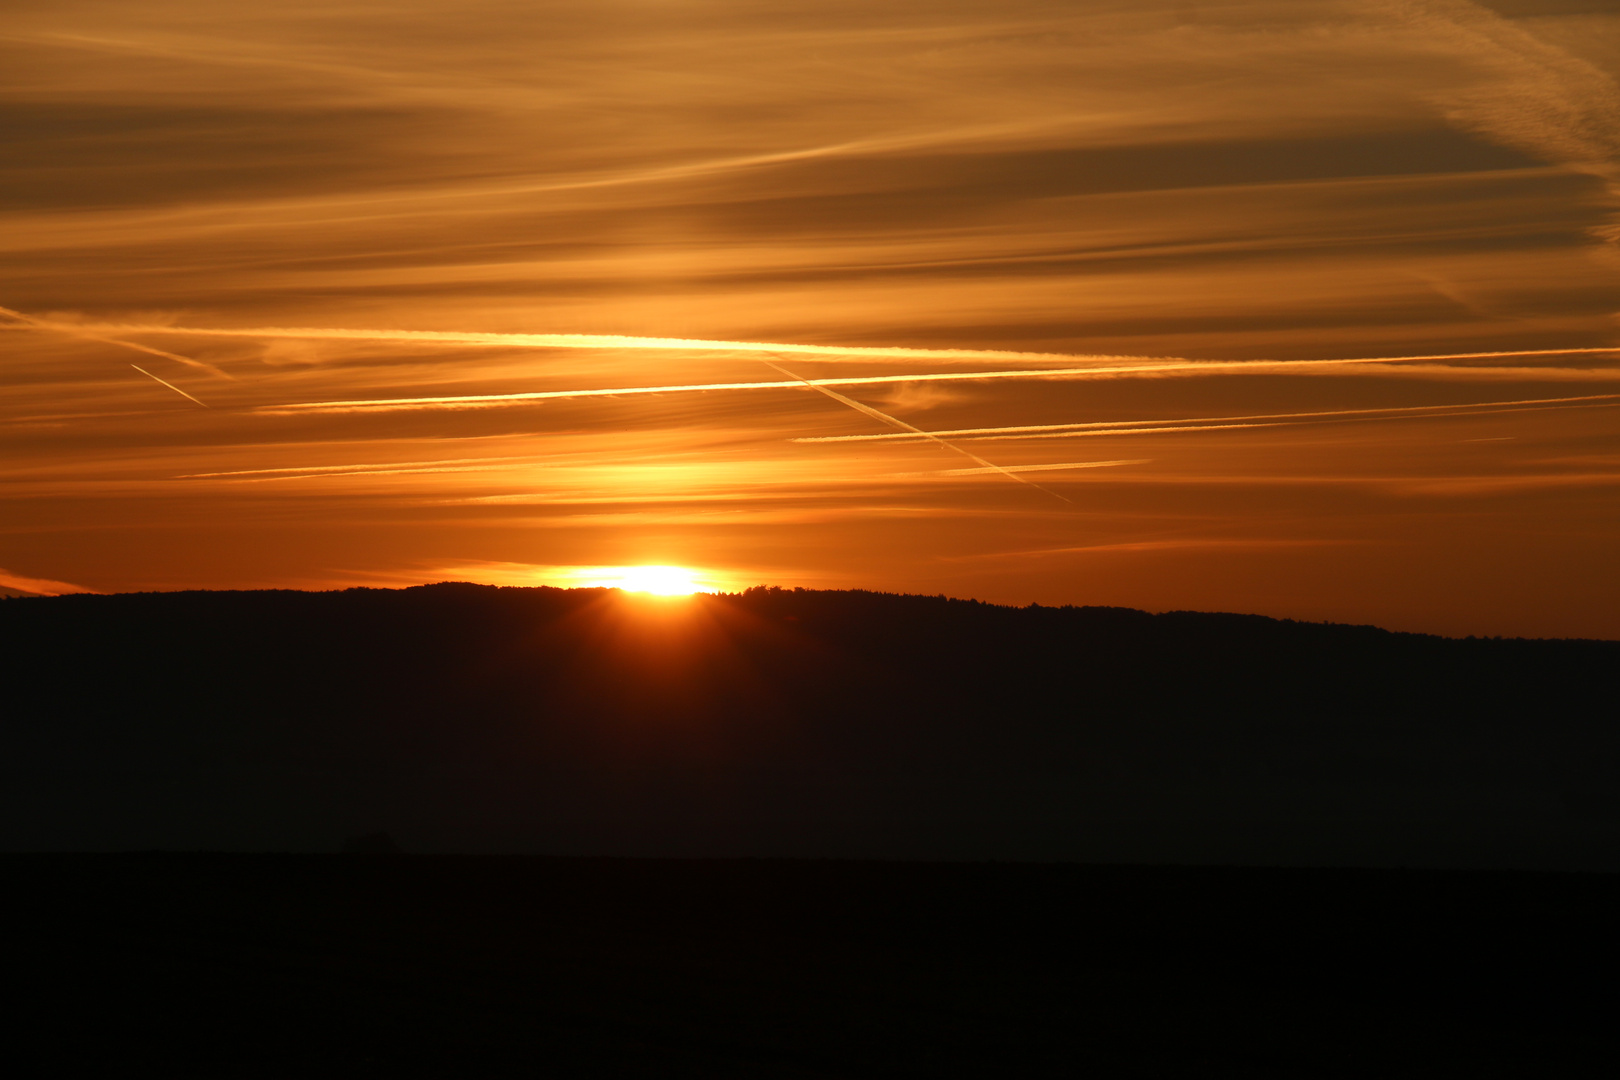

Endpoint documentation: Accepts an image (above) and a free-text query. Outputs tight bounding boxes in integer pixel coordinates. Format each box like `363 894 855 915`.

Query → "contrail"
759 356 1073 504
812 422 1284 443
130 364 210 408
254 357 1620 415
792 393 1620 443
253 357 1506 414
937 459 1150 476
18 315 1620 367
0 305 232 379
14 312 1615 413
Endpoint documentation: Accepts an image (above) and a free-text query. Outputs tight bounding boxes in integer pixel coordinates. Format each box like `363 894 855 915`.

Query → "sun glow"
569 565 715 595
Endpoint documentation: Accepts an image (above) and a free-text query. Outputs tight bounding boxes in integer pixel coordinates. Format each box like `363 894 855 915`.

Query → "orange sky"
3 0 1619 637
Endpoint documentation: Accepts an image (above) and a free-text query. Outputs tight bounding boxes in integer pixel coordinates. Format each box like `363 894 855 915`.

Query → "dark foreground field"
7 854 1613 1076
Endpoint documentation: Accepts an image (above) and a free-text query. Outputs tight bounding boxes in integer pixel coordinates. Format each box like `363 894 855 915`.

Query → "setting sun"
570 565 713 596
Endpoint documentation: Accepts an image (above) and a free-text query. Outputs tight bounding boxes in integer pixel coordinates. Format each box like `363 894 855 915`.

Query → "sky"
3 0 1619 637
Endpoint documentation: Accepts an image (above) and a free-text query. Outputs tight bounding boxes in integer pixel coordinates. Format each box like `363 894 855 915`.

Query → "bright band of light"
12 318 1619 367
254 356 1572 414
564 565 717 595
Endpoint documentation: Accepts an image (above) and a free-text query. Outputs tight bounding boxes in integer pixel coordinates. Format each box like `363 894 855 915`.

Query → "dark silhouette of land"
3 583 1616 866
4 584 1616 1072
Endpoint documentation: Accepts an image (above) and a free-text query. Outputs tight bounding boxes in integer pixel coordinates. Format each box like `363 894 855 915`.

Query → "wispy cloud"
947 537 1362 561
0 567 95 595
0 306 230 379
175 455 534 480
1405 0 1620 187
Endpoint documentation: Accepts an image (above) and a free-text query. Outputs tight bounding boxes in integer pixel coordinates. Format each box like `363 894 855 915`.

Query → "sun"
573 565 713 596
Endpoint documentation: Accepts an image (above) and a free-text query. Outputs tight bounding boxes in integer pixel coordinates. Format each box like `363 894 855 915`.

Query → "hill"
3 583 1616 868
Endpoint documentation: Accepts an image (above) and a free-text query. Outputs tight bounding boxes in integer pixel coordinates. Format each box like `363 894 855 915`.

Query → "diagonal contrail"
130 364 210 408
759 356 1072 504
789 393 1620 443
0 305 232 379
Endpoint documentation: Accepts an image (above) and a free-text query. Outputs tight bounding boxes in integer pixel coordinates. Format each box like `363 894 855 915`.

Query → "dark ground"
4 585 1616 1073
4 584 1618 867
6 854 1613 1077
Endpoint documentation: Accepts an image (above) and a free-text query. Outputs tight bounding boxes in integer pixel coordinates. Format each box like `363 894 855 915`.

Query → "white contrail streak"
129 364 210 408
760 356 1072 504
16 316 1620 367
792 393 1620 443
18 311 1615 413
816 422 1284 443
254 357 1517 415
0 305 232 379
937 459 1150 476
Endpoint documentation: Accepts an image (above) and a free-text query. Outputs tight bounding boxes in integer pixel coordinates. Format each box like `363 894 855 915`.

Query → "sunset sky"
4 0 1619 637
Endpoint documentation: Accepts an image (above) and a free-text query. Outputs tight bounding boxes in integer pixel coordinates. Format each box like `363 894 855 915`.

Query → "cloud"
1405 0 1620 173
0 306 228 379
0 568 95 596
947 537 1363 561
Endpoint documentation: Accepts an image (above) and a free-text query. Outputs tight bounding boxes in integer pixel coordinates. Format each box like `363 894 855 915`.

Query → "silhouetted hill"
3 584 1616 867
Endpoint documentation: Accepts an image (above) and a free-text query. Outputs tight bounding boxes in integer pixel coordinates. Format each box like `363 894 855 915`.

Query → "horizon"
8 577 1613 642
5 1 1620 639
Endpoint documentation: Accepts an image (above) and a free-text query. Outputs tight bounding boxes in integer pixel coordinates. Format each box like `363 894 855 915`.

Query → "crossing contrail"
0 305 232 379
176 455 534 479
791 393 1620 443
130 364 210 408
759 356 1073 504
